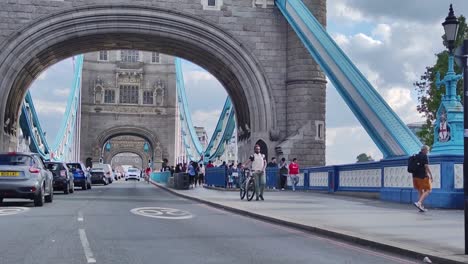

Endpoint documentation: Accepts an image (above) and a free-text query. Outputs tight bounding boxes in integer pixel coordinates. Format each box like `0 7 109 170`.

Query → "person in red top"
206 160 215 168
288 158 300 191
145 167 151 183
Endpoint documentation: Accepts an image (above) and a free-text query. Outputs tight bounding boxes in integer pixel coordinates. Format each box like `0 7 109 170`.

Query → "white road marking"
79 229 96 263
0 207 29 216
77 211 84 222
130 207 193 220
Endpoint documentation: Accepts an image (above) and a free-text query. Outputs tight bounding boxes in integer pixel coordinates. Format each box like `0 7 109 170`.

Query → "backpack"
407 154 420 173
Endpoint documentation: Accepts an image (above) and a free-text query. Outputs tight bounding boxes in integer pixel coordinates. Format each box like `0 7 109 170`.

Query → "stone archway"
0 5 277 152
110 152 146 171
92 126 164 169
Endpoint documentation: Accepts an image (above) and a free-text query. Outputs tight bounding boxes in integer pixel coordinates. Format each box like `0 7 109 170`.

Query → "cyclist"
145 167 151 183
244 144 266 201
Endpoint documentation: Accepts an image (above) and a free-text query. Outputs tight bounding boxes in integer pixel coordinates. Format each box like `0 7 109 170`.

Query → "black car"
90 168 109 185
45 161 74 194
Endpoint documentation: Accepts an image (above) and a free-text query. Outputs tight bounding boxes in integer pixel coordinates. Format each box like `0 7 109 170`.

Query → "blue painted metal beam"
276 0 422 157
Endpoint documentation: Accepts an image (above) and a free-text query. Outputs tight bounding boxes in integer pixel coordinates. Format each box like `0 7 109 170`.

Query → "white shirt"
251 153 265 171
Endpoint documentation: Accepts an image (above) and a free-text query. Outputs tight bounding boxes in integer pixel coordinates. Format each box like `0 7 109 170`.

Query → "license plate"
0 171 19 177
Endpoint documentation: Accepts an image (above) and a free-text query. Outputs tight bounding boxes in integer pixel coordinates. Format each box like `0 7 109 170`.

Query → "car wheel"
0 197 3 203
34 186 45 207
64 182 70 194
45 187 53 203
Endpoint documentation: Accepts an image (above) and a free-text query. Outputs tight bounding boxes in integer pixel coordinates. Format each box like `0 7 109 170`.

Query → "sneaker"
413 202 424 212
420 205 428 212
281 188 285 191
259 195 264 201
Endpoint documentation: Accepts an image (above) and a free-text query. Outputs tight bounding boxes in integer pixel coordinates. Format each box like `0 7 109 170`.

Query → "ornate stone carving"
154 79 165 106
269 129 280 141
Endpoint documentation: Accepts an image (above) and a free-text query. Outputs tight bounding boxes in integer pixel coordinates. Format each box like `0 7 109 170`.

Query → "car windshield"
46 163 63 171
128 169 137 172
67 163 82 170
92 168 104 172
0 154 33 166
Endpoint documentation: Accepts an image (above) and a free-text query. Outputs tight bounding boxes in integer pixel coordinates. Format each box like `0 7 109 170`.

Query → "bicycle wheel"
246 178 256 201
240 180 246 200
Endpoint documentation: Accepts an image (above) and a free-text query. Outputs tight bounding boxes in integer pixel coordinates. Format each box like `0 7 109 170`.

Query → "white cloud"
37 71 48 81
184 71 215 82
52 88 71 97
372 23 391 42
332 33 349 46
326 126 382 165
191 109 222 140
32 100 66 115
329 1 367 23
383 87 412 111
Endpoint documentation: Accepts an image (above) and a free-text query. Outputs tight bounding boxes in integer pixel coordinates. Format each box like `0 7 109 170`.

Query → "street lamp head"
442 4 459 53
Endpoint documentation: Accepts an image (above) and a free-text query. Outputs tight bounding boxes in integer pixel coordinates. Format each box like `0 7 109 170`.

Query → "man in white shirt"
245 144 266 201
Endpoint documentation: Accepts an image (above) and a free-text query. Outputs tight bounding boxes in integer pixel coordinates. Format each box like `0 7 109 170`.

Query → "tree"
356 153 373 163
414 16 468 147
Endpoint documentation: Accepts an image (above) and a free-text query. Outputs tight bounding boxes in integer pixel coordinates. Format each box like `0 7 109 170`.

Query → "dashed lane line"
79 229 96 263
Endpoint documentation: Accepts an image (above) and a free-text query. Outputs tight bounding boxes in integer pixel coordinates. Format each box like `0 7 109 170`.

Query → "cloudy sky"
28 0 468 165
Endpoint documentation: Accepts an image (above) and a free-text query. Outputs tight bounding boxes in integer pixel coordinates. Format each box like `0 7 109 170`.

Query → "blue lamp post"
440 4 468 254
432 4 463 155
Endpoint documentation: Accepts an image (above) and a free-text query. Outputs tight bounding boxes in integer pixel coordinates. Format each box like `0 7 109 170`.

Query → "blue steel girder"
275 0 422 157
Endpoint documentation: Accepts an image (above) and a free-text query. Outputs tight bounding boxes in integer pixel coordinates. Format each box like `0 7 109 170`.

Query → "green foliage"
356 153 373 163
414 16 468 147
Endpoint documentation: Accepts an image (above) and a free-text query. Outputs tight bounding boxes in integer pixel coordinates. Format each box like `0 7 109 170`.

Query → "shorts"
413 177 431 191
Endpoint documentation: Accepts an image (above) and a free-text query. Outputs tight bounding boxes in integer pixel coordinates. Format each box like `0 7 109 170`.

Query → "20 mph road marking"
130 207 193 219
0 207 29 216
79 229 96 263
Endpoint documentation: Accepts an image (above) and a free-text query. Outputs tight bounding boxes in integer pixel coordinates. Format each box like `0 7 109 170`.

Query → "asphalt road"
0 181 420 264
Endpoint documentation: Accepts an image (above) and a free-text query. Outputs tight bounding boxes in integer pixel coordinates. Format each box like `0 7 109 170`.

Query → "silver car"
0 152 53 206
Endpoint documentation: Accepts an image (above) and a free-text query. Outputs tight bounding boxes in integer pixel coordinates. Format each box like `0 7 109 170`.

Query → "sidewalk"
153 182 468 264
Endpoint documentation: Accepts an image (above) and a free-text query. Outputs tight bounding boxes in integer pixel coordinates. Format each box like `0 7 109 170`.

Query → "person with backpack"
410 145 433 212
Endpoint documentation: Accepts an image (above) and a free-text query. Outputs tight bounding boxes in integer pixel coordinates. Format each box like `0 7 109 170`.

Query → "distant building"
195 126 209 149
218 130 238 165
407 122 426 144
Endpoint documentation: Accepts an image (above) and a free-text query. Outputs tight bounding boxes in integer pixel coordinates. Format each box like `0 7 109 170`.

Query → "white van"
93 163 113 184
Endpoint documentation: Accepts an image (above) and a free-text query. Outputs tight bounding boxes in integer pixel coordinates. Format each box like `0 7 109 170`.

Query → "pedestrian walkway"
153 183 468 264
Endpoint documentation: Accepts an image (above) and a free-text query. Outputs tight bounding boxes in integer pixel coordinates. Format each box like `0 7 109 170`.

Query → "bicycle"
240 169 256 201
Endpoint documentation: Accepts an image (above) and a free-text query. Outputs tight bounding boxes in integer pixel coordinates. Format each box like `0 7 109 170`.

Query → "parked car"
93 163 113 184
45 161 74 194
0 152 53 206
125 168 141 181
90 168 109 185
67 162 92 190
